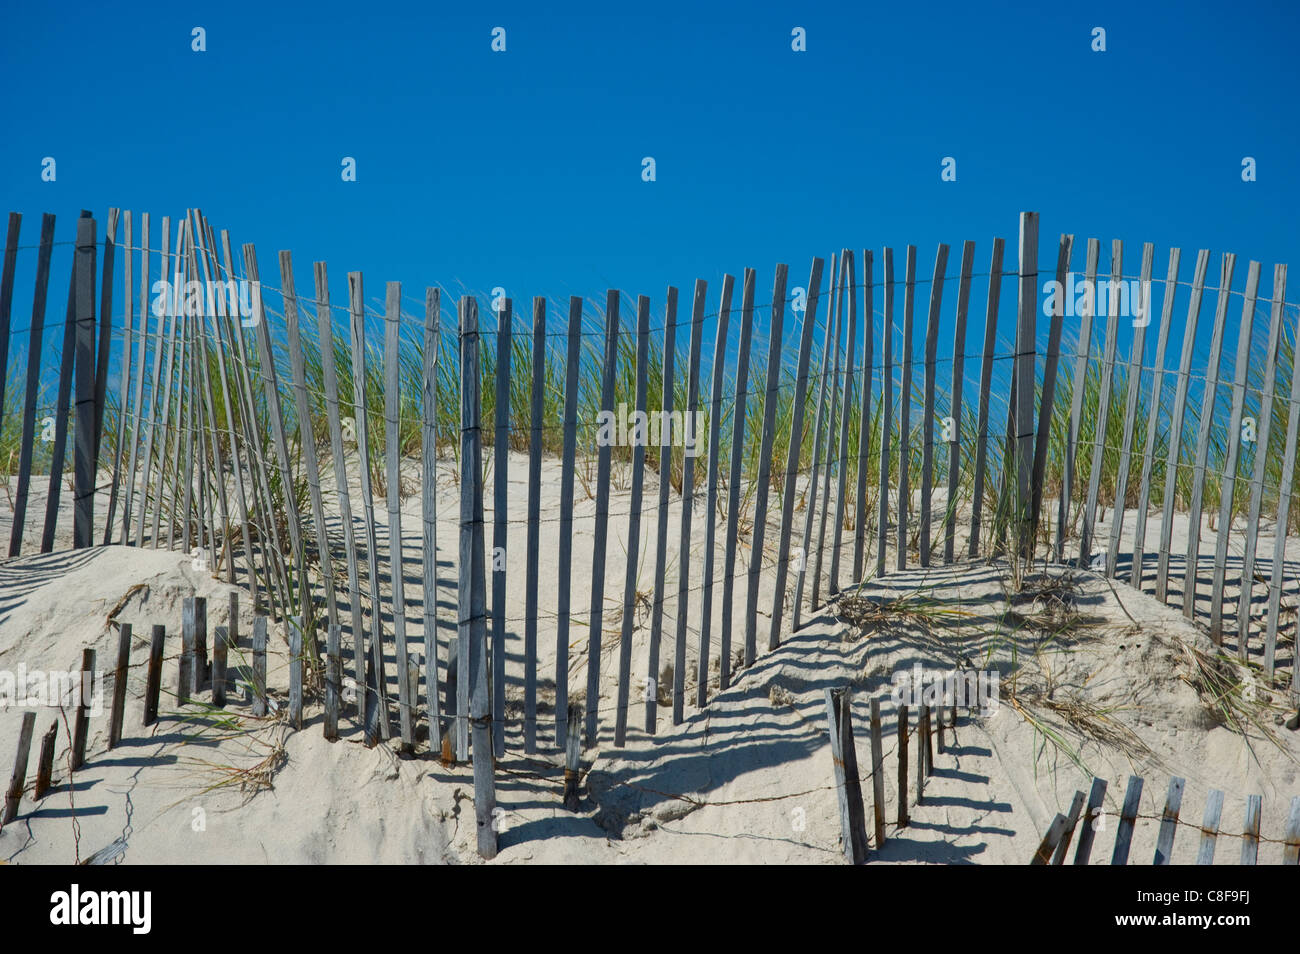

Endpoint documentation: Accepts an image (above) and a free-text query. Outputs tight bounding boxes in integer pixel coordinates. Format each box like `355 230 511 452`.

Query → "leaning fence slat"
897 246 917 570
34 721 56 801
1209 261 1262 641
1196 788 1224 865
0 212 18 437
768 259 823 652
588 289 625 743
108 623 131 749
1032 814 1071 865
919 244 949 567
671 281 706 725
1153 775 1185 865
944 241 975 563
1057 239 1099 562
814 252 847 603
1051 790 1088 865
878 248 895 574
1265 278 1300 679
824 688 869 864
1111 774 1144 865
121 211 148 546
1080 239 1121 568
1183 253 1236 620
971 239 1005 557
696 276 733 706
2 711 35 828
1156 250 1211 602
144 218 176 550
1237 265 1287 657
854 250 875 580
104 211 132 546
1031 234 1074 548
491 297 511 757
1241 794 1261 865
524 296 545 752
92 209 119 485
829 250 857 595
615 296 651 746
386 280 414 751
557 296 583 746
1131 249 1181 589
720 273 753 691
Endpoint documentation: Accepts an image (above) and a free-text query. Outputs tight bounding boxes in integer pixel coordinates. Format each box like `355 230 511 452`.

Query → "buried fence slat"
1210 261 1262 642
72 215 99 550
814 252 847 605
1059 239 1099 563
251 615 268 717
2 711 36 827
922 703 934 776
423 287 444 753
1238 265 1287 657
1051 789 1088 865
768 259 823 652
1156 250 1211 603
897 246 916 570
193 595 208 691
854 250 875 581
1184 253 1237 620
615 295 651 746
1031 813 1071 865
1264 269 1300 680
720 272 754 691
830 249 857 595
747 263 783 663
697 276 733 707
144 624 164 726
1196 788 1224 865
524 296 544 752
896 703 909 827
868 697 887 847
916 704 928 803
1241 794 1261 865
0 212 18 437
944 241 975 563
325 623 341 741
180 598 195 705
824 688 869 864
877 247 895 577
645 287 678 732
492 297 511 757
348 271 392 745
1031 234 1074 549
314 261 364 722
1131 249 1182 589
71 648 94 771
793 253 838 631
1111 774 1144 865
386 280 415 752
288 616 304 730
919 243 949 567
1080 240 1122 568
1282 796 1300 865
34 721 57 800
108 623 131 748
1106 243 1155 576
8 212 55 558
971 239 1005 557
589 289 625 743
1073 776 1109 865
671 281 706 726
212 625 228 708
1153 775 1185 865
557 296 583 746
563 702 583 812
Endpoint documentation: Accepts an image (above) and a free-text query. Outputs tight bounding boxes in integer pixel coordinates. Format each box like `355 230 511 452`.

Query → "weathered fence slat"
1032 814 1071 865
824 688 869 864
1058 239 1099 562
896 702 909 827
1264 265 1300 679
671 281 705 725
0 212 19 437
1282 796 1300 865
1184 253 1237 619
829 249 857 595
121 211 147 546
557 296 583 746
423 287 443 752
814 251 847 603
868 697 887 847
1130 249 1181 589
696 276 733 706
72 215 98 549
1080 239 1121 567
1153 775 1185 865
108 623 132 748
251 615 268 717
944 241 975 563
1051 789 1087 865
104 211 132 546
919 243 949 566
212 625 228 708
325 623 341 741
491 297 511 757
1241 794 1261 865
1111 774 1144 865
1156 249 1211 602
645 288 678 732
71 648 94 771
34 721 57 800
720 272 753 691
563 702 583 811
972 239 1005 557
92 209 119 490
897 246 916 570
386 281 414 751
615 295 651 746
288 616 304 730
1031 234 1074 549
745 264 778 646
2 711 36 827
1196 788 1224 865
524 296 545 751
144 624 164 726
854 250 875 580
180 597 195 705
877 247 895 575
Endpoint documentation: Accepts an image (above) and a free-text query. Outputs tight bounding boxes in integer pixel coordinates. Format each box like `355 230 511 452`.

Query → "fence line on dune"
3 207 1299 860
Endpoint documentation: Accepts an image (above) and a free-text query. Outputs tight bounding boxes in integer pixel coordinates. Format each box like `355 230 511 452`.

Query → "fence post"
34 721 57 800
109 623 131 748
71 648 94 771
144 624 164 725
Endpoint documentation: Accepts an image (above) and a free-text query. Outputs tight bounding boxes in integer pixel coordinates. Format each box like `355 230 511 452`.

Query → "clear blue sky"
1 0 1298 346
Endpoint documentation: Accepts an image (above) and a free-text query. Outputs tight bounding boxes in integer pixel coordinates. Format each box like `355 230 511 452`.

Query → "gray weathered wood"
524 296 545 752
1080 239 1122 567
104 211 132 546
1032 234 1074 548
212 625 228 707
1031 814 1071 865
1051 789 1087 865
1184 253 1237 619
1237 265 1287 656
108 623 131 748
1111 775 1144 865
896 702 909 827
720 272 753 690
423 287 443 753
746 266 788 664
140 218 174 549
1058 239 1100 562
696 276 733 706
824 687 869 864
854 250 875 580
1241 794 1261 865
1153 775 1185 864
830 250 857 594
616 296 652 745
325 623 341 741
71 648 94 771
815 252 847 601
557 296 583 746
916 704 928 802
0 212 18 439
944 242 975 563
897 246 917 570
288 615 304 730
646 288 678 731
180 597 195 705
1209 261 1262 641
1282 795 1300 865
672 281 706 725
1196 788 1224 865
1264 266 1300 679
563 701 583 811
34 721 57 801
878 247 895 573
2 710 35 827
491 296 511 757
251 615 268 717
385 280 414 751
767 259 823 652
1131 249 1181 588
192 595 208 691
919 244 949 566
868 696 886 847
72 215 99 549
121 211 148 545
971 239 1005 557
1156 250 1211 601
144 624 164 726
92 210 119 479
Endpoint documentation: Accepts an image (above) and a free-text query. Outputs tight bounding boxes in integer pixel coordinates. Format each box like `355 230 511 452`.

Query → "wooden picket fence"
3 207 1299 859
